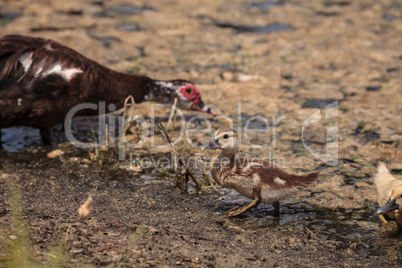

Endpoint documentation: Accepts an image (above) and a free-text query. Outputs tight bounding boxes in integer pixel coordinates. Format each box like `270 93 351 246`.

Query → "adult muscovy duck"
0 35 216 144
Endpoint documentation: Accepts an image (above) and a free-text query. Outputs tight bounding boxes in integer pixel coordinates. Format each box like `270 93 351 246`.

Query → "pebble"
9 235 17 240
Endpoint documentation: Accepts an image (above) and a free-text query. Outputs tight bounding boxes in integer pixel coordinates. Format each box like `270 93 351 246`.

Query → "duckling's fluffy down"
373 162 402 206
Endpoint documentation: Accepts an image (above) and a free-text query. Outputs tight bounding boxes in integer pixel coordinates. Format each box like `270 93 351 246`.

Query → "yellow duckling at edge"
203 127 320 217
374 162 402 226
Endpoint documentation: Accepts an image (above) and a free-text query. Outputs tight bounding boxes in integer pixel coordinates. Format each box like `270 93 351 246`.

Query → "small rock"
78 197 93 218
237 74 260 82
127 166 143 172
188 70 199 79
80 158 92 164
365 86 381 92
9 235 17 240
303 99 337 109
69 248 84 254
47 149 64 158
69 157 81 163
221 71 234 81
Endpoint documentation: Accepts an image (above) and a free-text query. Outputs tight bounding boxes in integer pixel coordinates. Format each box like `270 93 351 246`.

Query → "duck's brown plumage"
204 127 320 217
0 35 216 143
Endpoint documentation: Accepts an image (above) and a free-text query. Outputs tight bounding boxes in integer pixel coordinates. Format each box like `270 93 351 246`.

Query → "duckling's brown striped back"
216 156 320 189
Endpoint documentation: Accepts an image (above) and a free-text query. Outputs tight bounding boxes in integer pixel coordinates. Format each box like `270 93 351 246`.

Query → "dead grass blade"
303 225 317 239
166 97 178 130
153 120 201 193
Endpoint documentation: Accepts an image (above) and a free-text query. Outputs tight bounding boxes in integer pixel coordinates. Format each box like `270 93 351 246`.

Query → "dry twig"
154 120 201 193
121 95 136 133
303 225 317 239
166 97 178 130
197 157 223 195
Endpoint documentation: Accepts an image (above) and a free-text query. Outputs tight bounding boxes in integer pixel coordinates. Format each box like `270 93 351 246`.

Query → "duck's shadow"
1 117 102 151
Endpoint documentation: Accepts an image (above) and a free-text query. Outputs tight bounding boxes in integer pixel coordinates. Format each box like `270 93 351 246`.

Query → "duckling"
203 127 320 217
373 162 402 226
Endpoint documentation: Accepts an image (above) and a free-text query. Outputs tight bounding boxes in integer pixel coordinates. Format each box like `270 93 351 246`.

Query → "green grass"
1 174 67 268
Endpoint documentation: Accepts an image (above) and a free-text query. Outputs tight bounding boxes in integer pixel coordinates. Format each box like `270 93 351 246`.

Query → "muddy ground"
1 0 402 267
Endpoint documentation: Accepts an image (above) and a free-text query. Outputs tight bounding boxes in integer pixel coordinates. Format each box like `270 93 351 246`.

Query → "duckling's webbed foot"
227 206 240 214
378 215 389 224
227 198 261 217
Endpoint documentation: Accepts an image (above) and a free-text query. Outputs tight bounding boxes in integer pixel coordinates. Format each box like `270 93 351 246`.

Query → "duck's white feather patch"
40 62 82 81
155 81 174 88
34 58 46 77
44 43 53 51
274 177 286 185
18 54 82 81
19 52 33 72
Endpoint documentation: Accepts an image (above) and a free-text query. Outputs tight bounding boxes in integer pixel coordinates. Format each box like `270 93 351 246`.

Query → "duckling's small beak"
202 138 221 150
377 198 399 215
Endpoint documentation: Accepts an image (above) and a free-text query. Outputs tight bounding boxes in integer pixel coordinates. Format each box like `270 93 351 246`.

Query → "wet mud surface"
1 0 402 266
0 149 401 267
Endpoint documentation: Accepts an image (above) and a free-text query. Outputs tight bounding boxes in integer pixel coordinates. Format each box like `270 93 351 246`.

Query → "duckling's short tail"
289 171 320 186
302 171 320 184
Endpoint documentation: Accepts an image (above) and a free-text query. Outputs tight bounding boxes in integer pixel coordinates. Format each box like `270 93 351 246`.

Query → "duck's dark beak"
192 98 217 116
203 138 220 150
377 198 399 215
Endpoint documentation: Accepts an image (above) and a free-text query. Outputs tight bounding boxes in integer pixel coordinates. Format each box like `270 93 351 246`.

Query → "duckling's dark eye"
185 88 192 94
223 134 229 139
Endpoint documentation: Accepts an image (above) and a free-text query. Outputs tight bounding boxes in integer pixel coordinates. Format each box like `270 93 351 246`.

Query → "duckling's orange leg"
227 198 261 217
227 206 240 213
378 215 389 224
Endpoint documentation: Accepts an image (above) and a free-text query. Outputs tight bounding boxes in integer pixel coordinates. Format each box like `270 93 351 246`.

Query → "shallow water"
0 11 22 23
247 1 282 10
116 23 142 32
215 22 293 34
1 127 41 152
215 188 401 257
92 3 154 18
0 117 101 151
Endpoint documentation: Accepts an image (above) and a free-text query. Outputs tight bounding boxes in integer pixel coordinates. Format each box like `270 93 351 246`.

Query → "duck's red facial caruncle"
178 84 200 102
177 84 217 116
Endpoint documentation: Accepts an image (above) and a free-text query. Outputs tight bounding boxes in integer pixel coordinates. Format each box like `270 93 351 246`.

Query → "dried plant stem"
121 95 137 134
166 97 178 130
117 95 141 153
154 120 201 192
303 225 317 239
197 158 223 195
173 153 178 174
91 130 99 158
157 169 177 180
105 123 109 149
